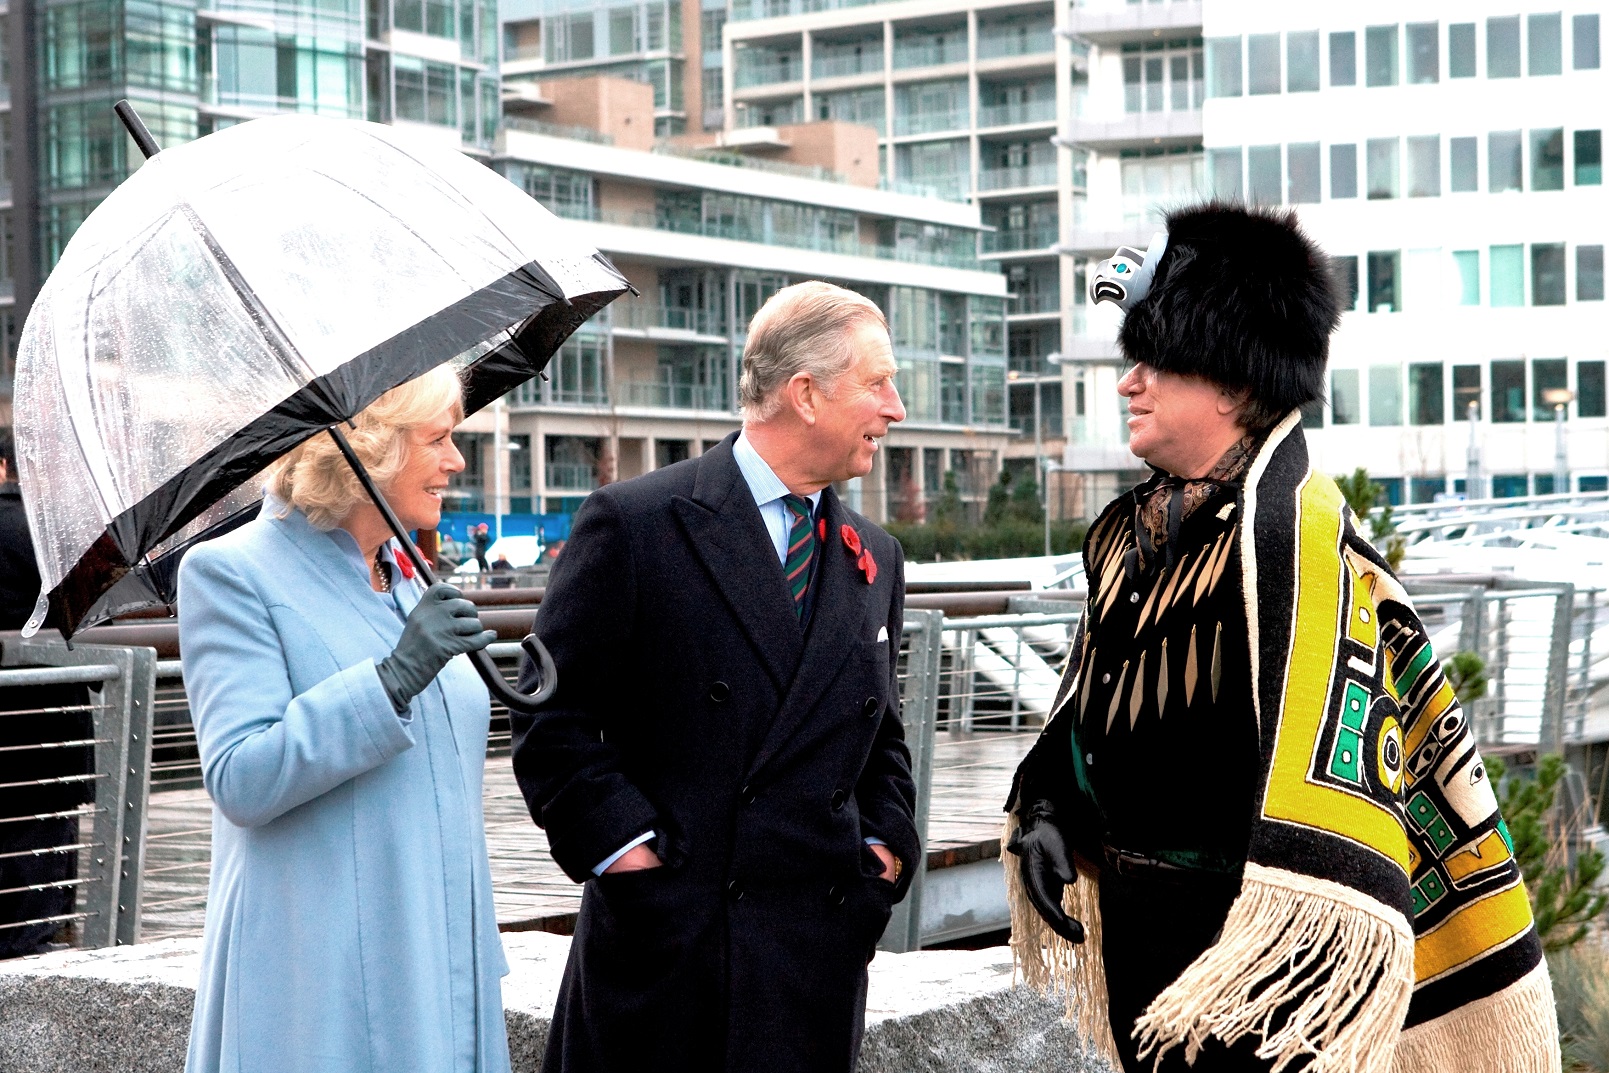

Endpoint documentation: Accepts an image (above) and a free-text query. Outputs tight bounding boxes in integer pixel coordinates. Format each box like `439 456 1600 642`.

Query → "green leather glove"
376 583 497 712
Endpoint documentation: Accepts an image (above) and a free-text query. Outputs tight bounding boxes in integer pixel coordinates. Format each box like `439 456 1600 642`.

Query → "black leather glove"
1006 800 1085 944
376 583 497 712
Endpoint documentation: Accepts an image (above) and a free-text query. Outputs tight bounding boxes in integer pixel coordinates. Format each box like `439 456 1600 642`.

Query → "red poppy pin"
394 548 416 580
841 525 876 585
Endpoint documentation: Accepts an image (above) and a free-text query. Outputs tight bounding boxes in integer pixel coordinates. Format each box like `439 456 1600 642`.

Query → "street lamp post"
1542 388 1575 495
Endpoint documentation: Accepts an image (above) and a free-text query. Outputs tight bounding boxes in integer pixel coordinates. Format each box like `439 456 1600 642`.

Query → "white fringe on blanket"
1390 960 1560 1073
1132 862 1415 1073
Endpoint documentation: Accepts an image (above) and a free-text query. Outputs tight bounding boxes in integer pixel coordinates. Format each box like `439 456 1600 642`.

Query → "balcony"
977 161 1058 191
730 0 878 21
620 381 730 411
545 462 600 491
734 52 803 89
1010 291 1062 316
976 98 1056 129
813 50 884 79
981 226 1058 255
1064 109 1202 151
976 26 1055 61
892 108 969 136
1067 0 1203 45
892 38 967 70
611 302 727 339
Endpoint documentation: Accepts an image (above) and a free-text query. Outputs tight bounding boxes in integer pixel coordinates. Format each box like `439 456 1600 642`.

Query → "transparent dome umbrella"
13 103 635 712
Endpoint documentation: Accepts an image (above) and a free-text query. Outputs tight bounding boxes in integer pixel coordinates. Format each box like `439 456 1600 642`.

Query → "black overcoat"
511 433 920 1073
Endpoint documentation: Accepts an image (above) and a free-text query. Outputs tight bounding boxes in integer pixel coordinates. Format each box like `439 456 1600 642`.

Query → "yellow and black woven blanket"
1006 412 1558 1073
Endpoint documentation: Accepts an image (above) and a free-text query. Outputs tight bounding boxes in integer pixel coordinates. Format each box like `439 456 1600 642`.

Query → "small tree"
1334 467 1407 570
932 470 964 528
1485 753 1609 952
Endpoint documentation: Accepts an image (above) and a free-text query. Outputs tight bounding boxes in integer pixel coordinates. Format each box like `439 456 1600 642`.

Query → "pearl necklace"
373 552 391 593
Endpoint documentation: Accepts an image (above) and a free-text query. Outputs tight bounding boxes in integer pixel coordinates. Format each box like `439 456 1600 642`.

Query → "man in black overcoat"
511 280 920 1073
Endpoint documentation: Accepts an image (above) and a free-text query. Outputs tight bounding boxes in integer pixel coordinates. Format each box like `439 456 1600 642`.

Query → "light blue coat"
178 500 511 1073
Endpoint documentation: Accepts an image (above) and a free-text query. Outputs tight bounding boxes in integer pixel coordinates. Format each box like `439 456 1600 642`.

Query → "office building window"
1579 246 1605 301
1330 32 1356 86
1408 363 1444 424
1366 138 1399 199
1489 131 1522 192
1531 129 1565 190
1288 31 1320 91
1407 22 1438 82
1331 143 1358 198
1288 142 1320 203
1410 478 1447 504
1491 361 1526 422
1365 25 1398 86
1370 365 1403 426
1407 136 1440 196
1584 476 1609 492
1247 145 1280 204
1450 137 1478 191
1580 361 1607 417
1453 364 1482 420
1332 256 1360 310
1575 14 1601 69
1489 475 1528 498
1528 13 1562 74
1300 400 1325 428
1577 131 1603 185
1331 368 1360 424
1488 16 1521 77
1491 245 1524 305
1450 23 1477 77
1247 34 1280 94
1210 147 1243 200
1367 251 1400 312
1532 244 1566 305
1532 358 1568 420
1206 37 1242 97
1453 250 1480 304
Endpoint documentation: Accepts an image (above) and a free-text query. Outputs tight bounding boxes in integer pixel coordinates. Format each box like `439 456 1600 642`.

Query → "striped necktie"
782 494 816 618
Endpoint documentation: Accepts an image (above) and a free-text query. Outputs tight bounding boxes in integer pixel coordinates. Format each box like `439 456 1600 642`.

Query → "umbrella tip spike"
114 100 162 160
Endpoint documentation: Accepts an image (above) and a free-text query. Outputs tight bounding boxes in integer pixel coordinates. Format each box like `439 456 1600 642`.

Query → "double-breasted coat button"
727 880 745 901
1129 591 1140 604
827 884 846 906
862 696 880 717
741 784 757 805
709 681 731 703
830 789 848 810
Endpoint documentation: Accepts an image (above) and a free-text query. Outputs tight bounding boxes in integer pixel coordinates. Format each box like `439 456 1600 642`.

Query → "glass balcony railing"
503 116 615 144
1010 290 1061 314
812 51 884 78
611 303 727 336
892 38 968 70
892 108 968 136
545 462 600 490
620 381 730 410
730 0 878 21
976 98 1057 128
977 161 1059 190
981 225 1059 254
976 26 1055 60
734 54 803 87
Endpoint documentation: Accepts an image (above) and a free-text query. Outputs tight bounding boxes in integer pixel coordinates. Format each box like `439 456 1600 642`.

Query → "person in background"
489 553 514 589
437 531 462 570
178 365 511 1073
471 523 490 574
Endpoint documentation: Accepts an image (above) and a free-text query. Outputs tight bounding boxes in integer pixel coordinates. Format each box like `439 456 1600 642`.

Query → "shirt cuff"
864 837 886 846
593 831 656 875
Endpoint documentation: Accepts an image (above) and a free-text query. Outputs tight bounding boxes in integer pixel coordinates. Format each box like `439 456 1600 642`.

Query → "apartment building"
470 76 1011 527
1193 1 1605 503
0 0 502 420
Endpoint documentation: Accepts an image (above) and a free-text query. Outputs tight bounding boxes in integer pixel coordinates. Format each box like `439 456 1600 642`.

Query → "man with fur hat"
1004 203 1557 1073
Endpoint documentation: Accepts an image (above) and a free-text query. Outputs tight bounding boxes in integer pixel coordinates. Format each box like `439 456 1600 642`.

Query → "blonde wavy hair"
267 364 466 530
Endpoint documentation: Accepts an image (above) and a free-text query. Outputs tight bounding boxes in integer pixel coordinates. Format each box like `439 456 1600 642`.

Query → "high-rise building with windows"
0 0 501 418
1180 2 1606 504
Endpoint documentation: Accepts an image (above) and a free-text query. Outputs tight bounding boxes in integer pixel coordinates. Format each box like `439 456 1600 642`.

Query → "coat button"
862 696 880 717
741 784 757 805
709 681 731 703
727 880 745 901
830 789 847 810
827 884 846 906
1129 591 1140 604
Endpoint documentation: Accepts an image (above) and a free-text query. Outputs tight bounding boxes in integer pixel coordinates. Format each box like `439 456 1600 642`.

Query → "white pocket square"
876 626 888 642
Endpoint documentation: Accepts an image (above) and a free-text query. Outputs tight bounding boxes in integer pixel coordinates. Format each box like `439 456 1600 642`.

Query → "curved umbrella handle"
326 427 559 713
468 634 557 714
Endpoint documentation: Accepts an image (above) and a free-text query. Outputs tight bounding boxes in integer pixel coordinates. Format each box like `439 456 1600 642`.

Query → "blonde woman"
179 365 510 1073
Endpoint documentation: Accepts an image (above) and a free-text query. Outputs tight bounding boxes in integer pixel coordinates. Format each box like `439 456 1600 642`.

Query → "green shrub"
1550 939 1609 1072
885 519 1088 562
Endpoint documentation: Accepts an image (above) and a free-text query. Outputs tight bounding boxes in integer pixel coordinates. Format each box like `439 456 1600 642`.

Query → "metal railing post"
881 609 943 954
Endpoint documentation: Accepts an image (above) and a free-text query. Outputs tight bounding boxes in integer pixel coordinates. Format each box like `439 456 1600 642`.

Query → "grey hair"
739 281 889 421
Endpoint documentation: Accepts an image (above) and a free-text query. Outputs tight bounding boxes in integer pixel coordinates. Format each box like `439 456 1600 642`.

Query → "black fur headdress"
1117 202 1341 429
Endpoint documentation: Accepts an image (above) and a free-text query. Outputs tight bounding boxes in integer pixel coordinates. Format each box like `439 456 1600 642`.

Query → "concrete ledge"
0 935 1110 1073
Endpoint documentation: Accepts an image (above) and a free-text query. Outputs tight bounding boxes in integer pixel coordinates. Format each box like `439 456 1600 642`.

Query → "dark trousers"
1100 866 1290 1073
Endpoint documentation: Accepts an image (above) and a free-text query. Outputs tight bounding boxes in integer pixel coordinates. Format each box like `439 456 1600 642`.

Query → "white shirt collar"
734 431 821 512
